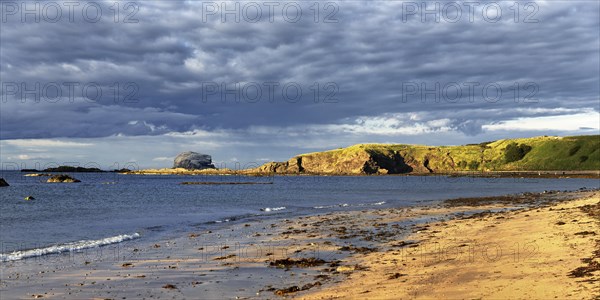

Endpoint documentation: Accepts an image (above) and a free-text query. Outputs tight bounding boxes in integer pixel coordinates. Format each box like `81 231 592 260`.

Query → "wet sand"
1 190 598 299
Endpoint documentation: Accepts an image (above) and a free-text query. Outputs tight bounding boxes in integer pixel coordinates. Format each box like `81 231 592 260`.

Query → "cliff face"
253 146 433 175
251 135 600 175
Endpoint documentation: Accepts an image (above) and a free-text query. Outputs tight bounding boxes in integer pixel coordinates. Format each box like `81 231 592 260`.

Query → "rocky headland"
128 135 600 177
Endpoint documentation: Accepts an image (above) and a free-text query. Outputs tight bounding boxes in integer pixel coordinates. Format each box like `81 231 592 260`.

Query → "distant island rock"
21 166 131 173
0 178 9 187
42 166 104 173
47 175 81 183
173 152 216 170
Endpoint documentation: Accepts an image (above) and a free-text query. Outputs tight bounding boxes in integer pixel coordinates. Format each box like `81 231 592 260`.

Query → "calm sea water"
0 171 598 260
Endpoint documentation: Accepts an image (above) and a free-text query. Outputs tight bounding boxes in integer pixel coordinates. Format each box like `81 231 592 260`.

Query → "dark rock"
213 254 236 260
47 175 81 183
338 245 378 253
274 285 300 296
301 281 321 291
0 178 8 187
574 231 596 236
392 240 419 247
173 151 215 170
162 284 177 290
269 257 327 269
388 273 408 279
569 261 600 278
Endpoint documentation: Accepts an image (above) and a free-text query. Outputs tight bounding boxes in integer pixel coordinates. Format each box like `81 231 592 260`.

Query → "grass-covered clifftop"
253 135 599 175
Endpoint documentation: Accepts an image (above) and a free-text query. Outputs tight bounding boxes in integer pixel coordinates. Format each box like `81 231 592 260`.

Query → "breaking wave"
0 233 140 262
260 206 287 212
313 201 386 209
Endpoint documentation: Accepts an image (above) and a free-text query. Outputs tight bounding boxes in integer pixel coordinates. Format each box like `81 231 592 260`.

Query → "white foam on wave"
357 201 386 206
0 233 140 262
261 207 286 212
314 201 386 209
313 203 348 209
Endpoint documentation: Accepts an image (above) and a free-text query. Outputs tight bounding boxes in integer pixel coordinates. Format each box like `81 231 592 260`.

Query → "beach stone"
173 151 216 170
0 178 8 187
47 175 81 183
336 265 355 273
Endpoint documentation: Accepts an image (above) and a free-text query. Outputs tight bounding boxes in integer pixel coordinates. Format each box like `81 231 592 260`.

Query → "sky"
0 0 599 170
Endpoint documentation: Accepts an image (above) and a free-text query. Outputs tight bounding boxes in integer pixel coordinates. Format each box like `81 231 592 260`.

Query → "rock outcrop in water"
24 173 52 177
173 152 216 170
47 175 81 183
0 178 9 187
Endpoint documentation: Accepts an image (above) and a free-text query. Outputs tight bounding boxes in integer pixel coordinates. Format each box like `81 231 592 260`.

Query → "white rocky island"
173 151 216 170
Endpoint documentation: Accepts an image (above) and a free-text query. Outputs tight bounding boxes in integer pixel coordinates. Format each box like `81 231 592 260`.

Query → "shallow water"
0 171 598 261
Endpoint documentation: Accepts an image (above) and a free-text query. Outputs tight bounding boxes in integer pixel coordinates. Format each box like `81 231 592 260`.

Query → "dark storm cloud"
0 1 598 142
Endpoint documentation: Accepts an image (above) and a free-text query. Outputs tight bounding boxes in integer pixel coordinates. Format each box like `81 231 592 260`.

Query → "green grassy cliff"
254 135 599 175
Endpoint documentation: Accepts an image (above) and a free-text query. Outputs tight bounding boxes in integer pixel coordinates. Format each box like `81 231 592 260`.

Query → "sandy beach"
302 191 600 299
1 189 598 299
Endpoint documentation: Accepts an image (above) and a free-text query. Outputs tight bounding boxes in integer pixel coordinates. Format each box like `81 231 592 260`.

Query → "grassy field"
288 135 600 174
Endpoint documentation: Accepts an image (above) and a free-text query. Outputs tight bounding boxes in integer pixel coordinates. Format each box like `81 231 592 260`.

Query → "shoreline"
1 189 598 299
122 169 600 179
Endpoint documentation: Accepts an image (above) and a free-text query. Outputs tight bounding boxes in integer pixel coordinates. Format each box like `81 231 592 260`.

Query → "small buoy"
25 196 35 201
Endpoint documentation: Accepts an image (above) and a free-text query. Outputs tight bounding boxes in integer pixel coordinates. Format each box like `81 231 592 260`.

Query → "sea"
0 171 598 262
